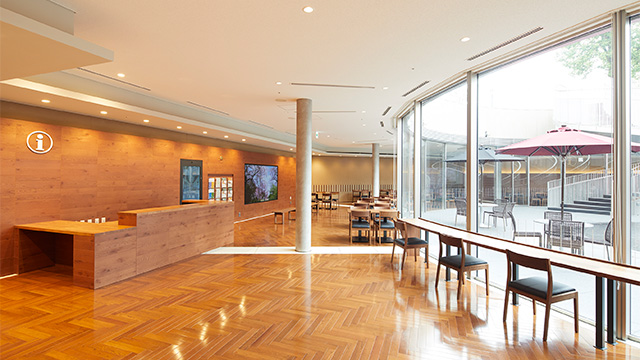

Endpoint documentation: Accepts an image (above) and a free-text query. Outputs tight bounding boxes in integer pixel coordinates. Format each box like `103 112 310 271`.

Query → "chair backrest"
605 219 613 246
508 213 518 237
454 198 466 216
394 219 407 238
506 249 550 272
493 202 507 214
353 203 368 209
549 220 584 249
379 210 397 220
352 190 360 196
544 211 572 221
322 193 332 200
332 192 339 200
351 210 370 221
374 203 391 209
438 233 464 249
504 202 515 215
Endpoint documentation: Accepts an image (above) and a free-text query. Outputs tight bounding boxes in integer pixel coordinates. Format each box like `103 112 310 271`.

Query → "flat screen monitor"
244 164 278 204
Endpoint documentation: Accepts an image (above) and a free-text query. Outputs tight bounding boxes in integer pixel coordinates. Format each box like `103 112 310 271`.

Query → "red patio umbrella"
495 126 640 217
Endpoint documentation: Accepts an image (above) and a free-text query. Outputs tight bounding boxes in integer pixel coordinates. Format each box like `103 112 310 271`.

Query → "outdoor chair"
543 211 572 246
435 234 489 300
548 220 584 255
391 220 428 269
486 202 515 230
349 210 371 245
454 198 466 226
585 219 612 260
503 250 579 342
509 213 543 246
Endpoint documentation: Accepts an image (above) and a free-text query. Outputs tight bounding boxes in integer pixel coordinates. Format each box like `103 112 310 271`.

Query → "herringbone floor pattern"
1 207 638 359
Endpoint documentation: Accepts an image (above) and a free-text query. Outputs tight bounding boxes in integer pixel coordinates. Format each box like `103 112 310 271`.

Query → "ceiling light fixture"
290 148 293 151
382 87 389 90
460 37 470 42
303 6 313 13
143 119 150 123
100 110 108 115
177 126 182 129
41 99 50 103
203 131 208 134
117 73 125 78
224 135 229 138
242 138 246 142
276 81 282 85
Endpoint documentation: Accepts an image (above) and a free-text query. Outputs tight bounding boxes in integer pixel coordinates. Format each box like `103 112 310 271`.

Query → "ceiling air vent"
402 80 430 97
291 82 375 89
77 68 150 91
467 27 543 61
187 101 229 116
382 106 392 116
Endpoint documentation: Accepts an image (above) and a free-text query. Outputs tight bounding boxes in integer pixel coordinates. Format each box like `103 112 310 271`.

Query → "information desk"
403 217 640 349
15 201 234 289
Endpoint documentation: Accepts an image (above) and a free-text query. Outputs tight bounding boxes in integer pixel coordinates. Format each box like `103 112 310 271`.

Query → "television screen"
244 164 278 204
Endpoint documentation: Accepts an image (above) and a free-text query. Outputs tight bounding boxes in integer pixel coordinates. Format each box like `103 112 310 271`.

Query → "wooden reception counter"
15 201 234 289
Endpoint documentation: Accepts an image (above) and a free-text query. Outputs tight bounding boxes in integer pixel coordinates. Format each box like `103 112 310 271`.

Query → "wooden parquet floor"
1 207 639 359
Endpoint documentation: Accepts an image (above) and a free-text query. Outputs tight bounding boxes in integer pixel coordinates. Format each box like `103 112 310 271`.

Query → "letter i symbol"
36 134 44 151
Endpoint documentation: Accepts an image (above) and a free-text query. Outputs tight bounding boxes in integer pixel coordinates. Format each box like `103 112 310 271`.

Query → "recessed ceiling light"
352 141 355 143
373 133 377 135
276 81 282 85
143 119 150 123
460 37 470 42
327 135 330 138
362 124 366 127
100 110 108 115
203 131 208 134
177 126 182 129
224 135 229 138
242 138 246 142
382 87 389 90
117 73 125 78
362 111 366 114
41 99 50 103
303 6 313 13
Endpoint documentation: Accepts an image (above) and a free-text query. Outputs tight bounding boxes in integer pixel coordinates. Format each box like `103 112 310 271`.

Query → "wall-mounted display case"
208 175 233 202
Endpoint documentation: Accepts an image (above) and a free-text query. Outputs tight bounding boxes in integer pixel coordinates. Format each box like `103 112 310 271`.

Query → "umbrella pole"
560 156 566 218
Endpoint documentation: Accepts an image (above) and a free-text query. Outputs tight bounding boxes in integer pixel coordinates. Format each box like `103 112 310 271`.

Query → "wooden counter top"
15 220 133 236
119 200 231 214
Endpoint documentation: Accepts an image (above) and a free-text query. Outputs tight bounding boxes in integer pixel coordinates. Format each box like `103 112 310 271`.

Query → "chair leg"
390 243 396 262
425 245 429 268
532 300 536 315
543 303 551 341
401 249 407 269
457 271 463 300
349 227 352 245
485 268 489 296
435 263 441 288
503 288 510 322
414 248 417 262
574 294 579 334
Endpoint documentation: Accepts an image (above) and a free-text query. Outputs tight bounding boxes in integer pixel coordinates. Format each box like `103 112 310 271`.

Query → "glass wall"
400 111 415 218
398 9 640 339
629 15 640 339
420 83 468 256
476 27 613 322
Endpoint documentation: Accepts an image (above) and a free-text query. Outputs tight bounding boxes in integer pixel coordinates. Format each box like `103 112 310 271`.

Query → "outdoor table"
403 217 640 350
532 218 594 249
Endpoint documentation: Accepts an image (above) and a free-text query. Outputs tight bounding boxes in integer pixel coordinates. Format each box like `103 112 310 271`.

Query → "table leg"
595 276 605 350
607 279 617 345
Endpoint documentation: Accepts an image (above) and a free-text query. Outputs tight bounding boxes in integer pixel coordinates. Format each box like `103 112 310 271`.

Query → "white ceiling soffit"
0 7 113 81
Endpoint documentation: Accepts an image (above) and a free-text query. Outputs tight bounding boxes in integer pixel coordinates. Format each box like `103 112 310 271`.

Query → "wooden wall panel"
0 113 295 276
92 228 137 288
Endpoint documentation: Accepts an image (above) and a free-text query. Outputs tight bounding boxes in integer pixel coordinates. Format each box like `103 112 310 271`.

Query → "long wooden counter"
15 201 234 289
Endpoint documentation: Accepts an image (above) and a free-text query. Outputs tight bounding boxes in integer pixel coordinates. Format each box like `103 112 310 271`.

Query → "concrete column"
372 143 380 197
296 98 312 253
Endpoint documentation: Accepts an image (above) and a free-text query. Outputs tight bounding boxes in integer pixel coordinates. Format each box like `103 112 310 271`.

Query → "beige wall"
312 156 395 201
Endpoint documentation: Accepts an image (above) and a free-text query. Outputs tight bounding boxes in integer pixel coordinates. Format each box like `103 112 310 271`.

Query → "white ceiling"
1 0 637 155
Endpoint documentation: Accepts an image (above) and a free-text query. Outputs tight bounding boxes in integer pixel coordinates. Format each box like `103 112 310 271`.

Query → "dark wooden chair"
373 210 397 244
391 220 428 269
349 210 371 244
435 234 489 300
503 249 579 342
